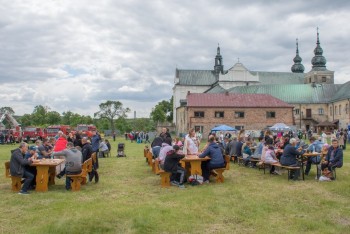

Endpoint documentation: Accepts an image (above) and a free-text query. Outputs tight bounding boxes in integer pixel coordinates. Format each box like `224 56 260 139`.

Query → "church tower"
304 28 334 84
291 39 305 73
214 44 224 78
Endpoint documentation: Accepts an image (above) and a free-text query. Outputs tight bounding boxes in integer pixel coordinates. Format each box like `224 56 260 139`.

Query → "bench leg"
160 173 170 187
70 177 82 191
215 170 225 183
11 177 22 192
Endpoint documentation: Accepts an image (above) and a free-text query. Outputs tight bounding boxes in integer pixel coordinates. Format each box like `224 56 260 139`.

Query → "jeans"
66 171 81 190
305 156 321 175
170 166 186 184
22 170 34 192
201 161 225 181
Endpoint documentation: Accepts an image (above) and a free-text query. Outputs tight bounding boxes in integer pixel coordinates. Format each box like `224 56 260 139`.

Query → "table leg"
190 161 202 175
36 165 49 192
48 166 56 185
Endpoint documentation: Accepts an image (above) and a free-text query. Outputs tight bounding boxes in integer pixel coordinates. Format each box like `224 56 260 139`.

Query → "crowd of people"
9 130 106 194
149 127 345 185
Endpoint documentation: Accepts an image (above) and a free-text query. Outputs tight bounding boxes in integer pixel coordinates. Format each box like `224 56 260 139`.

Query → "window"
309 77 311 83
266 111 276 118
339 105 341 115
194 126 203 134
294 109 300 115
330 106 333 116
194 111 204 118
318 108 324 115
346 104 349 114
335 106 337 115
215 111 224 118
322 77 327 82
234 111 245 118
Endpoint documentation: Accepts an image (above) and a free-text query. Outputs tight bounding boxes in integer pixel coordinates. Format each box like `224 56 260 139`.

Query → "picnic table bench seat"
5 161 22 192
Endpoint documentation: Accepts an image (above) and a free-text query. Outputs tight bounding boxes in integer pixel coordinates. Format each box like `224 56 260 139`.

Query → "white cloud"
0 0 350 118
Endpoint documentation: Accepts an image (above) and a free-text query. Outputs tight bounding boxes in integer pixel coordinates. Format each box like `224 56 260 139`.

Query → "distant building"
177 93 293 137
173 30 350 134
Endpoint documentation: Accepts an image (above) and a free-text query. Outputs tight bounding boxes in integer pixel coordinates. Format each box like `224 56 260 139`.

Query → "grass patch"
0 138 349 234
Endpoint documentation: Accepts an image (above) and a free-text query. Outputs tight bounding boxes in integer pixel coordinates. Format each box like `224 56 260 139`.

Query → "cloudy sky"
1 0 350 118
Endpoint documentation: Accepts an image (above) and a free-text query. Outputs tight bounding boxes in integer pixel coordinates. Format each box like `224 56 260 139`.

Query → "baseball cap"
29 146 36 151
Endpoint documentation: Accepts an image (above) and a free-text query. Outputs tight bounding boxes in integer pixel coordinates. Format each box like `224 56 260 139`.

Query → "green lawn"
0 138 349 234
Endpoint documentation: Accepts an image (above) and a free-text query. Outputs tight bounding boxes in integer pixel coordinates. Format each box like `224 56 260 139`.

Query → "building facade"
173 31 350 134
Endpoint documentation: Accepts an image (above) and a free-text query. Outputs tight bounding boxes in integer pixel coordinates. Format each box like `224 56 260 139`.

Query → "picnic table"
31 158 65 192
180 155 209 176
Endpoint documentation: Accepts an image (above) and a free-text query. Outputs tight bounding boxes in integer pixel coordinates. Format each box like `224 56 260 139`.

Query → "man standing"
90 130 101 182
52 142 82 190
10 142 34 194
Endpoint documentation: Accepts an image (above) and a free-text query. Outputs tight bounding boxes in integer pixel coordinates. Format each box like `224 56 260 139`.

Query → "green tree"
94 101 130 132
150 96 173 123
0 106 15 115
46 111 61 125
20 114 32 127
31 105 49 125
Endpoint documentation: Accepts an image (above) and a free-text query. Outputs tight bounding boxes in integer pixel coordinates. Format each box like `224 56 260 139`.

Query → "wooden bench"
153 159 170 187
81 159 91 185
67 173 82 191
211 155 230 183
146 151 153 167
5 161 22 192
270 162 302 181
237 156 244 166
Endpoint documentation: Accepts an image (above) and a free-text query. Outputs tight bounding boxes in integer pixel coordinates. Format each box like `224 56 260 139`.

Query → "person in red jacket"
53 131 68 152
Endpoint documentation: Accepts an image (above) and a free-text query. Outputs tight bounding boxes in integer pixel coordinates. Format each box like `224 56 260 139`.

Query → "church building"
173 30 350 135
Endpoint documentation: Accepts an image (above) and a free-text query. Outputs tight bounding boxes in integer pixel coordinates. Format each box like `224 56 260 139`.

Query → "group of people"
125 131 151 144
150 128 227 188
0 132 16 144
9 130 104 194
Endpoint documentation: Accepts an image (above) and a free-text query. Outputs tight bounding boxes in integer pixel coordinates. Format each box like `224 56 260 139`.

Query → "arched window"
339 105 341 115
330 106 333 116
346 104 349 114
335 106 337 115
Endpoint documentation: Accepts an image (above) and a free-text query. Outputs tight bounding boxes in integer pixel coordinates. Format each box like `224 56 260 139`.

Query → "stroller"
117 143 126 157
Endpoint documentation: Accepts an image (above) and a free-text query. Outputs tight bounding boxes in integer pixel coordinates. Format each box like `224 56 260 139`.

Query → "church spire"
291 38 305 73
214 44 224 76
311 27 327 71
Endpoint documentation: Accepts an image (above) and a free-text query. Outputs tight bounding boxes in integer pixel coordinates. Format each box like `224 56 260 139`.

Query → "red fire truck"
46 125 71 138
0 110 22 143
76 124 96 137
22 127 47 143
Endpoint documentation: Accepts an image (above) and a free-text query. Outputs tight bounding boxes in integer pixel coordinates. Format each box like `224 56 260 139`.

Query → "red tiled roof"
187 93 292 108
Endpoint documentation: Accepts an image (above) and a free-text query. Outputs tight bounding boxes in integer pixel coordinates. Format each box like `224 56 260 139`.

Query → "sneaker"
274 171 281 175
171 181 179 186
56 174 62 179
203 180 210 184
178 184 186 189
18 190 30 195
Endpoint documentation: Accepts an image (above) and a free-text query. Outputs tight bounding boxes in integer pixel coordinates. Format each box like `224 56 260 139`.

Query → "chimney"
187 91 190 95
225 91 229 96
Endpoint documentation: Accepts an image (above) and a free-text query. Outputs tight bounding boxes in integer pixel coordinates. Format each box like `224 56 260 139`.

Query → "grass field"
0 138 349 234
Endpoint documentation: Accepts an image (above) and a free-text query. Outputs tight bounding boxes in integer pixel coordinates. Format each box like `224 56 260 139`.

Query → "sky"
1 0 350 118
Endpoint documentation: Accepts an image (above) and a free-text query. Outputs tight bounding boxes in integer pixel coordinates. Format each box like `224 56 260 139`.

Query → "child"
163 145 186 188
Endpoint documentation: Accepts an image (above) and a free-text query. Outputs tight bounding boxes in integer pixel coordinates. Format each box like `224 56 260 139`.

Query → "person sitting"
10 142 34 194
242 141 252 167
264 145 280 175
280 138 305 180
157 137 173 169
53 132 68 152
305 136 324 176
235 137 244 163
151 136 163 158
51 142 83 190
321 139 343 180
24 145 38 189
252 137 264 159
37 138 52 159
164 145 186 188
198 135 225 183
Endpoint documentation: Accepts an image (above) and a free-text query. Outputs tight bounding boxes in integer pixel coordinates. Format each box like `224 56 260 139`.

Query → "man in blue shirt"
90 130 101 183
305 137 324 176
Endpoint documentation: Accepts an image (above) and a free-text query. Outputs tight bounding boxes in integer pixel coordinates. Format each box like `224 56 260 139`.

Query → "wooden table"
180 155 209 176
31 159 65 192
301 152 321 179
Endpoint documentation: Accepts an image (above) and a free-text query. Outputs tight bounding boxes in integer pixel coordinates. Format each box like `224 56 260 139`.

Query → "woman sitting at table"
242 141 252 167
184 128 199 155
280 138 305 180
198 135 225 183
264 145 280 175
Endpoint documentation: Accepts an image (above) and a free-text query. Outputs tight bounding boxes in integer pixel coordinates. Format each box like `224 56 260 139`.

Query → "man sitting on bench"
321 139 343 180
280 138 305 180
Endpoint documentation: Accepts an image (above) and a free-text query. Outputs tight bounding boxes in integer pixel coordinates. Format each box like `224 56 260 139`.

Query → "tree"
20 114 32 126
0 106 15 115
94 101 130 132
46 111 61 125
150 96 173 123
31 105 50 125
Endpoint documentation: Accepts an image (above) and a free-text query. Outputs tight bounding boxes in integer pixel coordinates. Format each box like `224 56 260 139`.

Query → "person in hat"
24 145 38 190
